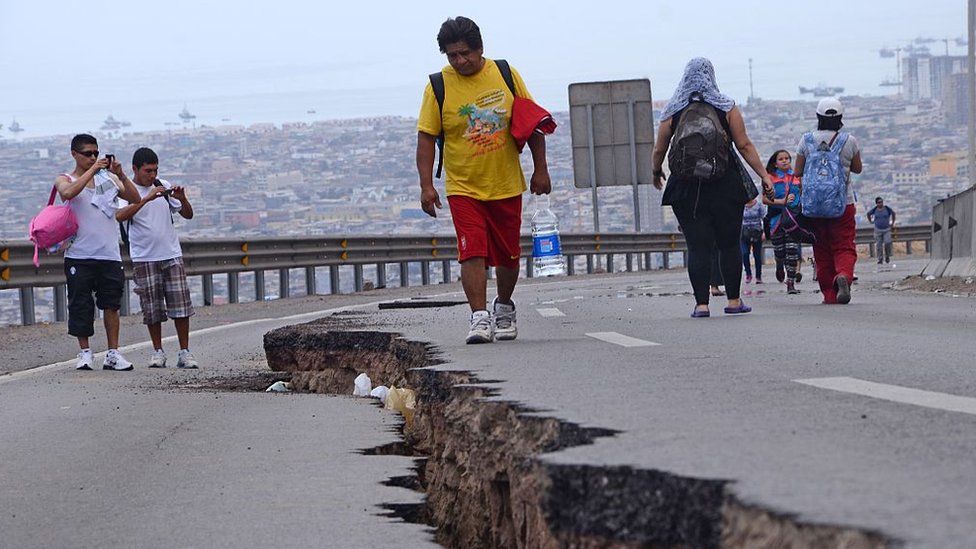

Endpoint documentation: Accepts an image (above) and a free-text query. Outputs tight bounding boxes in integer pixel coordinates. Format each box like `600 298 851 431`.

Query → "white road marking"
0 301 389 386
795 376 976 416
536 307 565 318
585 332 660 348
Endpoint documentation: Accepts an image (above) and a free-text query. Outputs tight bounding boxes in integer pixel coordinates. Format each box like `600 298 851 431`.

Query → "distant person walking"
764 150 803 294
652 57 773 318
56 134 141 370
116 147 198 369
741 196 766 284
794 97 863 304
867 196 896 265
416 16 551 343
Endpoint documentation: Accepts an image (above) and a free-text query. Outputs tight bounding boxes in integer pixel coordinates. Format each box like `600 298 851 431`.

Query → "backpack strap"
47 185 58 206
495 59 517 98
428 71 446 179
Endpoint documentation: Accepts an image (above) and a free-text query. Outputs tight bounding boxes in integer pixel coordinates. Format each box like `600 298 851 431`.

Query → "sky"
0 0 969 136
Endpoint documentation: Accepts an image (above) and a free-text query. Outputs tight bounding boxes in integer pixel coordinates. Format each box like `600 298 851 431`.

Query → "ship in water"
799 85 845 97
100 114 131 130
179 104 197 121
9 119 24 133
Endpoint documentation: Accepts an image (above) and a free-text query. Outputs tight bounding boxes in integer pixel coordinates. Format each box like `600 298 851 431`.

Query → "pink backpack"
28 185 78 267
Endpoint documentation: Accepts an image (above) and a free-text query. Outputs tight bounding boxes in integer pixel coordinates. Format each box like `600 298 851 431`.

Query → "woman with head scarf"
652 58 773 318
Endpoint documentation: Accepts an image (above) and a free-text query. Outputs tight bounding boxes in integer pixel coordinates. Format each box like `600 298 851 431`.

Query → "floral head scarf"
660 57 735 121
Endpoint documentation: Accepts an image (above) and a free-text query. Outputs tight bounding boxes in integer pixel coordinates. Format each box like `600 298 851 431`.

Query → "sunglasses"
73 150 100 158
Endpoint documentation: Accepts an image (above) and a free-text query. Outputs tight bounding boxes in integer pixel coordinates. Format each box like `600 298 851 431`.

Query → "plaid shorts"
132 258 194 325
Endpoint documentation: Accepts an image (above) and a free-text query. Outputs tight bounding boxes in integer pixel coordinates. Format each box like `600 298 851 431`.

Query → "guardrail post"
329 265 340 294
906 240 913 255
120 280 131 317
525 256 534 278
441 260 452 284
681 251 688 267
19 287 35 326
421 261 430 285
354 265 364 292
925 239 931 253
376 263 387 288
228 273 239 304
586 254 594 274
868 242 876 258
662 251 670 270
254 271 265 301
305 267 316 295
203 274 214 306
625 253 634 272
644 252 652 271
399 262 410 287
566 255 576 276
54 284 67 322
606 254 615 273
279 269 290 298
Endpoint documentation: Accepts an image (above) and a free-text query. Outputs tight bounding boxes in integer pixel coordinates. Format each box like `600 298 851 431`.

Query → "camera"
153 179 173 197
105 154 115 165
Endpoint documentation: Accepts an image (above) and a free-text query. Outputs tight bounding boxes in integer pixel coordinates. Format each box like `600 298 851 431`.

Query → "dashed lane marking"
795 376 976 416
536 307 566 318
585 332 660 348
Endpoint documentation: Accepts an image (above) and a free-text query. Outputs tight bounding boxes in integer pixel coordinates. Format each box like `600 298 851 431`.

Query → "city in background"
2 43 974 324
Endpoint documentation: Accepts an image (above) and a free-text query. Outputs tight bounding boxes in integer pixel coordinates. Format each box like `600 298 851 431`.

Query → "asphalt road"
2 258 974 548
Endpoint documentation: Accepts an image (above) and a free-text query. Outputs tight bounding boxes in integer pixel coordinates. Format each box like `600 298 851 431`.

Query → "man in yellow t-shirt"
416 16 551 345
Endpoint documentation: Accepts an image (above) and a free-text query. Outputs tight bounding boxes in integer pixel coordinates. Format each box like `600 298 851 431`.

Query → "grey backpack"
668 93 730 182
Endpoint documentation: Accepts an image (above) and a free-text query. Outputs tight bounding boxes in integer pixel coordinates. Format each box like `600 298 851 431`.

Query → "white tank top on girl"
63 173 123 261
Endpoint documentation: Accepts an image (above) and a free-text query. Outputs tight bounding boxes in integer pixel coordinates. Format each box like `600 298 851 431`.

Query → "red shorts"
447 194 522 269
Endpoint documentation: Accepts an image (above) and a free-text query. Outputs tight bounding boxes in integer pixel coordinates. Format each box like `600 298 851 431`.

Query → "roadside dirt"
891 274 976 297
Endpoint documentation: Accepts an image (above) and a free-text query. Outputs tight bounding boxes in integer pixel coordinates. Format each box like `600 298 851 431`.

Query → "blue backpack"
799 131 850 218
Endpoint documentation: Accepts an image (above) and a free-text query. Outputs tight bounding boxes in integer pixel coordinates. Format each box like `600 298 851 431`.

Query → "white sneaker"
76 349 93 370
148 349 167 368
465 310 494 344
102 350 134 371
491 297 517 341
176 349 199 369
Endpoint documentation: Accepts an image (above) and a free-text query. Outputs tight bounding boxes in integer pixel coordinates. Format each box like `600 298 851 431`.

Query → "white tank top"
63 174 122 261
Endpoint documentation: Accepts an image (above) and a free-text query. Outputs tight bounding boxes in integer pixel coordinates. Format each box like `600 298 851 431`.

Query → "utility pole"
748 58 755 102
969 0 975 188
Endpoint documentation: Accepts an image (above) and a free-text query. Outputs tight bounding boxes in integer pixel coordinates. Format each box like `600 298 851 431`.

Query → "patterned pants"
771 231 800 283
132 258 194 325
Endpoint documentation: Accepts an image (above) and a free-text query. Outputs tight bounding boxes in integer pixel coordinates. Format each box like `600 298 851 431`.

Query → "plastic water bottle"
531 196 566 277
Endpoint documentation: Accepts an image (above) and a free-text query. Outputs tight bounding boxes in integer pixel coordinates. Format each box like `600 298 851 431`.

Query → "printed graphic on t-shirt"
458 88 509 157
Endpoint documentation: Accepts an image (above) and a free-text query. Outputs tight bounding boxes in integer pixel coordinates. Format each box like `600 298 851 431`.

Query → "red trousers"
808 204 857 304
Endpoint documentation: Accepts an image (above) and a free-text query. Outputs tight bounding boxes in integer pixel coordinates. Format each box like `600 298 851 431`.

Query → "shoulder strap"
495 59 517 97
429 71 445 114
47 185 59 206
428 71 446 179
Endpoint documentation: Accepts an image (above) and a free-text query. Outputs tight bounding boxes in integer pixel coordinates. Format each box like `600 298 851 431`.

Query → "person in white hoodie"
56 133 141 371
116 147 198 369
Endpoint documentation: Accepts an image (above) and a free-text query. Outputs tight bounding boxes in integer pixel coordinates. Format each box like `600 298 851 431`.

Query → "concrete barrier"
924 187 976 277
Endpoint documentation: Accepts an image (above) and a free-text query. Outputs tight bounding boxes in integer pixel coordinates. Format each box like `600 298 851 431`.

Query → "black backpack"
429 59 516 179
667 92 730 182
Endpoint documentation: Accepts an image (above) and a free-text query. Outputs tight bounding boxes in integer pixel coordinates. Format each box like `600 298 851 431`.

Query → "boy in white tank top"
54 134 141 371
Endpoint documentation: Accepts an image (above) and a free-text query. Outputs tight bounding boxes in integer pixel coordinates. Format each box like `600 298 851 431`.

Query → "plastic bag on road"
384 386 416 427
266 381 291 392
353 373 372 396
370 385 390 404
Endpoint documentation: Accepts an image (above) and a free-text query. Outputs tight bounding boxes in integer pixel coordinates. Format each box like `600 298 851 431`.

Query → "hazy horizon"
0 0 968 138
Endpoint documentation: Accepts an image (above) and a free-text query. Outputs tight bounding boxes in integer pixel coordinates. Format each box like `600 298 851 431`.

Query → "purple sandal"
723 303 752 314
690 308 710 318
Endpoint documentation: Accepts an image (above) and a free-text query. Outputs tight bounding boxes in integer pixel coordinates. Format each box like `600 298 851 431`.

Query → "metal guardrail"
1 224 932 326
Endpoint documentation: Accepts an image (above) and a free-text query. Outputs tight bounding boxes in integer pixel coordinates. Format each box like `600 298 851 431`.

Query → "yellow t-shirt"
417 59 533 201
